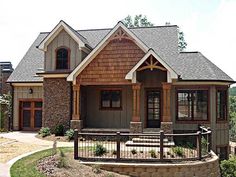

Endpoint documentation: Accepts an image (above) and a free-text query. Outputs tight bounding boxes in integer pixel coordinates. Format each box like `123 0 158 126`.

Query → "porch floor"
81 128 130 133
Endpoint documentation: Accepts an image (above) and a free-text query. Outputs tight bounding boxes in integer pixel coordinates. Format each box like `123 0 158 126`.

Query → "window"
217 146 229 160
56 48 69 70
177 90 208 121
217 89 227 121
100 90 122 109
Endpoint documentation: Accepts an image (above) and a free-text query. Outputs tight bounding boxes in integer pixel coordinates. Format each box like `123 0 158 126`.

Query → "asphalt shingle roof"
7 25 234 83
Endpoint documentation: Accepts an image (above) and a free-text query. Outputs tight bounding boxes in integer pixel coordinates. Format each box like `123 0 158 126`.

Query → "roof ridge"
40 25 179 34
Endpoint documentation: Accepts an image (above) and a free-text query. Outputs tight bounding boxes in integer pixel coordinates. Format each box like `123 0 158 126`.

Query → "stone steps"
132 138 169 143
125 140 175 147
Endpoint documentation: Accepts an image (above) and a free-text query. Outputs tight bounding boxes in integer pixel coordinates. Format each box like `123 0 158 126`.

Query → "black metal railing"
74 127 211 162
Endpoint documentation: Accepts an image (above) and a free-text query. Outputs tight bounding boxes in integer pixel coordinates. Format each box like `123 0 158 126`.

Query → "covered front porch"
71 67 174 134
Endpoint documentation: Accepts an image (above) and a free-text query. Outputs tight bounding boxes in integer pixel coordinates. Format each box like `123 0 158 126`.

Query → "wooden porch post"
162 82 171 122
71 84 83 131
130 83 142 133
132 83 141 122
72 85 80 120
161 82 173 134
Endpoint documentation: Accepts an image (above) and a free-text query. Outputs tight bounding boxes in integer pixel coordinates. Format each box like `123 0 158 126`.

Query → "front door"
146 90 161 128
20 100 42 130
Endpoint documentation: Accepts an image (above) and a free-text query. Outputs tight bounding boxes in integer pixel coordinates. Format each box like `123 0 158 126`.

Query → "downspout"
9 83 14 131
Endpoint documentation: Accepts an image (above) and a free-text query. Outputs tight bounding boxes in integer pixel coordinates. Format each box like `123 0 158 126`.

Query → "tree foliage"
220 156 236 177
178 30 187 51
122 15 187 51
229 96 236 141
122 15 154 28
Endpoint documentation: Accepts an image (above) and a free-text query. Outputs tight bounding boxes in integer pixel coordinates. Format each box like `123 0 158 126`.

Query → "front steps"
125 131 175 147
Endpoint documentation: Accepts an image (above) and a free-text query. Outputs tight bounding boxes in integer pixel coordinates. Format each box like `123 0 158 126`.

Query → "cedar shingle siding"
77 39 145 84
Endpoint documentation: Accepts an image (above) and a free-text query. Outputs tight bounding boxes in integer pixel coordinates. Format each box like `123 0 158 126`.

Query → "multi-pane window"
101 90 121 109
56 48 69 70
217 89 227 120
177 90 208 121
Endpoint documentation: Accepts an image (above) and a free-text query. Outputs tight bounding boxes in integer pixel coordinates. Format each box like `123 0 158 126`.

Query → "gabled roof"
7 34 46 82
125 49 178 82
38 20 91 51
67 21 150 82
7 21 234 83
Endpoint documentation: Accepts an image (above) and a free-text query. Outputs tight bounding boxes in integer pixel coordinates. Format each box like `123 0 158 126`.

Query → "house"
0 61 14 95
7 20 234 158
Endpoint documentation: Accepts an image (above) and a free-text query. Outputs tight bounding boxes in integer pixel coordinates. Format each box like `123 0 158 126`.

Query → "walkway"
0 131 73 177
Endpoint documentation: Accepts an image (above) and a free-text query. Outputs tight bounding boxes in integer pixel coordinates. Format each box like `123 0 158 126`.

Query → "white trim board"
125 49 178 83
38 20 86 51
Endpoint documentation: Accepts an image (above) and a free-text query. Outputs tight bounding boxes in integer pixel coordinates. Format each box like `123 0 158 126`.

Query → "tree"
122 14 154 28
122 15 187 51
178 30 187 51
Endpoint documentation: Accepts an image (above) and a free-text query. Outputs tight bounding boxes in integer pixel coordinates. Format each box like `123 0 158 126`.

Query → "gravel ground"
0 139 44 163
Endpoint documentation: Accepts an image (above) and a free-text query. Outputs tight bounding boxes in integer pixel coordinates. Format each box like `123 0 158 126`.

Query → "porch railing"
74 127 211 162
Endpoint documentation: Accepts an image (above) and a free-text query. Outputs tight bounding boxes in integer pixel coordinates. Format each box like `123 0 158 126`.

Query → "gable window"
217 89 227 121
56 48 69 70
177 89 208 121
100 90 122 109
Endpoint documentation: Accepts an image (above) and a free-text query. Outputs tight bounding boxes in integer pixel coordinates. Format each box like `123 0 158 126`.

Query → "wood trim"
175 86 211 123
79 82 133 86
99 88 123 111
144 87 162 128
55 46 71 70
216 86 228 123
19 99 43 130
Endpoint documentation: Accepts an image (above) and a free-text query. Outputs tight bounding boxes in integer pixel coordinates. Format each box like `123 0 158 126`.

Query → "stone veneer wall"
43 78 71 131
83 152 220 177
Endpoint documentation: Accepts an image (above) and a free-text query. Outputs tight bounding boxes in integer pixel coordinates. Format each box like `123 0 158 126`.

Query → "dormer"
38 20 91 72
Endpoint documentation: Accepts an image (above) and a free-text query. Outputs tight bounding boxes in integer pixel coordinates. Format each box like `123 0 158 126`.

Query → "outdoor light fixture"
29 88 33 94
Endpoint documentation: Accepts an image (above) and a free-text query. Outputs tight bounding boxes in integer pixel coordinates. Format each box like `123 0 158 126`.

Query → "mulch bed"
37 153 128 177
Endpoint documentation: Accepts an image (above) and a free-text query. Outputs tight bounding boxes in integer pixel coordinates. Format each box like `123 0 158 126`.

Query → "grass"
10 147 73 177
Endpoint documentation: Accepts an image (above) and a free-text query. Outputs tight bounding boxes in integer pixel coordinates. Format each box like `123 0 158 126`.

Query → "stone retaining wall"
82 152 220 177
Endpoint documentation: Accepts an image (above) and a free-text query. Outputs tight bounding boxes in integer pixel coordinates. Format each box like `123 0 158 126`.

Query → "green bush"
220 156 236 177
201 137 209 155
54 124 64 136
149 150 157 158
65 129 74 140
131 149 137 155
172 146 184 157
93 144 107 156
38 127 51 137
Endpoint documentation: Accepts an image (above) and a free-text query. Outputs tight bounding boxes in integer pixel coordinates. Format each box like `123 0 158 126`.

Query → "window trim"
216 87 228 123
99 88 122 110
55 46 70 70
175 86 210 123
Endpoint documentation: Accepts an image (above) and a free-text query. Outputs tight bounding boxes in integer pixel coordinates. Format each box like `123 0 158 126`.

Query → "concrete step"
132 138 169 143
125 140 175 147
138 135 160 139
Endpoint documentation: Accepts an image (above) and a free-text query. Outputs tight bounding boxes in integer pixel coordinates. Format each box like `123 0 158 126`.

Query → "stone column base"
161 122 173 134
130 122 142 133
70 120 83 132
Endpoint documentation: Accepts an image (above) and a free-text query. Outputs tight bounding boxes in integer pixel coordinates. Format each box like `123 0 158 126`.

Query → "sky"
0 0 236 81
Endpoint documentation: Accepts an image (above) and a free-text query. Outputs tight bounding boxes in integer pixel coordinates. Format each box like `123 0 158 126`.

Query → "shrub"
38 127 51 137
112 150 117 155
149 150 157 158
65 129 74 140
220 156 236 177
201 137 209 155
54 124 64 136
172 146 184 157
93 144 107 156
131 149 137 155
57 149 67 168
